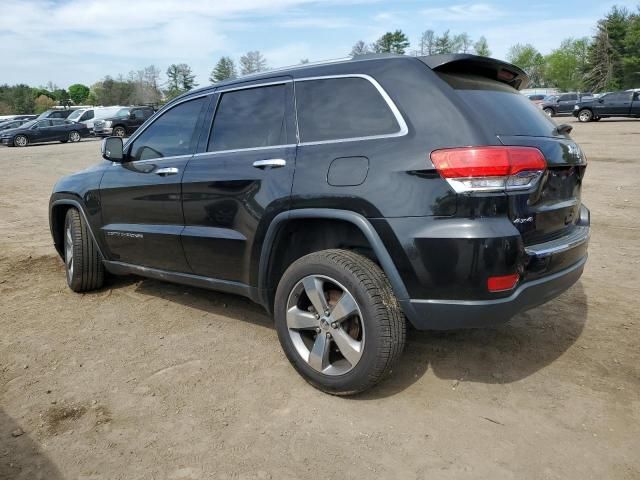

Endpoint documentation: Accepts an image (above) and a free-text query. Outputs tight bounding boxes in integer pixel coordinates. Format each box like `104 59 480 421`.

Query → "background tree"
165 63 197 99
434 30 454 54
419 30 436 55
300 58 310 64
350 40 370 56
544 38 590 91
52 88 70 106
210 56 237 83
474 36 491 56
240 51 267 75
34 94 56 113
454 33 473 53
68 84 90 104
623 10 640 88
507 43 546 87
373 30 410 54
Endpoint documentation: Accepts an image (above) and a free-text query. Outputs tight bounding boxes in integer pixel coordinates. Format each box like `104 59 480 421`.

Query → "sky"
0 0 638 89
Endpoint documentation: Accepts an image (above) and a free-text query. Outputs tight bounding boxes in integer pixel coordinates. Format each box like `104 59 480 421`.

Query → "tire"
543 107 554 117
274 249 406 395
113 126 126 138
64 208 104 292
578 109 593 123
14 135 28 147
68 130 81 142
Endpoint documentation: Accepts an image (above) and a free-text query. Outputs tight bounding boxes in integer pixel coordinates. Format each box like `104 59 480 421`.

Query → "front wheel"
578 109 593 122
274 249 406 395
64 208 104 292
68 130 81 142
113 126 126 138
543 107 554 117
14 135 28 147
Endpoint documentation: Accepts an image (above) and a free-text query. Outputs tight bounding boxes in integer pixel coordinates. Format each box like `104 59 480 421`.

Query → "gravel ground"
0 119 639 480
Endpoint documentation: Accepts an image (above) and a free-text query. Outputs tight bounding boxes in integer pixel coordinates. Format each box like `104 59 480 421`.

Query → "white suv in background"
67 106 123 133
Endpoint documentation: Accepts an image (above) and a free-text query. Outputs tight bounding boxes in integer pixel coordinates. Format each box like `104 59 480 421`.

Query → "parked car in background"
12 115 37 121
66 106 123 133
49 54 590 394
573 90 640 122
93 106 155 137
527 94 547 105
540 92 592 116
0 118 33 132
1 119 90 147
37 109 79 120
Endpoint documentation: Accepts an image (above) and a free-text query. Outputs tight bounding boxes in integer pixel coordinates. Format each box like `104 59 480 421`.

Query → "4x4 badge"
513 216 534 224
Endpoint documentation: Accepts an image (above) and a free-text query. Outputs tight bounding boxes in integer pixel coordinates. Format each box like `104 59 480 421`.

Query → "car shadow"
0 408 64 479
103 275 587 398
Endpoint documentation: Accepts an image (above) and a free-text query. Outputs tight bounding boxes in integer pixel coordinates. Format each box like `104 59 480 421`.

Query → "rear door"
181 78 296 283
633 92 640 114
557 93 578 113
99 95 210 271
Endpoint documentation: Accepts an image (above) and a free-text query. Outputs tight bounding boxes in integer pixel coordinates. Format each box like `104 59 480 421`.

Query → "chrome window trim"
193 144 297 157
215 79 292 94
294 73 409 146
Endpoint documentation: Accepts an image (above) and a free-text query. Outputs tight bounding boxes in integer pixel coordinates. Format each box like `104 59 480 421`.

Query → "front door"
181 79 297 284
598 92 634 116
99 95 210 272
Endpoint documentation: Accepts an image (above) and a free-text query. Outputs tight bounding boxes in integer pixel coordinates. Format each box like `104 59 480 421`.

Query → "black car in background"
49 54 590 394
1 119 90 147
93 106 155 137
540 92 593 116
36 109 79 120
0 118 33 131
573 90 640 122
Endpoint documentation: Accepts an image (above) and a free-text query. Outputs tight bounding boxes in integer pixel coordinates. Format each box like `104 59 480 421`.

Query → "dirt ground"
0 118 639 480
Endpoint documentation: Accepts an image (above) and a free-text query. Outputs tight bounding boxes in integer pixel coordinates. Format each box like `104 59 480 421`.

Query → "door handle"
155 167 179 176
252 158 286 169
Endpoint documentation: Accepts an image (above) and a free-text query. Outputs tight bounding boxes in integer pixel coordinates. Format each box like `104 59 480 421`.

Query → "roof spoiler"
419 54 529 90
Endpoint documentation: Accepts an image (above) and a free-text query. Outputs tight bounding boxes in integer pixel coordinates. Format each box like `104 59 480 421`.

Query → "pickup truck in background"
573 90 640 122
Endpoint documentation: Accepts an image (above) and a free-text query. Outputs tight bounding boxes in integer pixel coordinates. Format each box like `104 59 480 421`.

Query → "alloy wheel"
69 131 80 142
14 135 27 147
65 225 74 282
286 275 365 376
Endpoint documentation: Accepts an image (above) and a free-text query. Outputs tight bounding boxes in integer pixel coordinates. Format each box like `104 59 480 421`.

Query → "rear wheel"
14 135 28 147
274 249 406 395
578 109 593 123
64 208 104 292
68 130 81 142
543 107 554 117
113 126 126 138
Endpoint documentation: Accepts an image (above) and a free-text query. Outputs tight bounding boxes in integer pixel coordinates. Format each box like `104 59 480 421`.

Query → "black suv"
49 54 590 395
540 92 592 116
93 106 155 138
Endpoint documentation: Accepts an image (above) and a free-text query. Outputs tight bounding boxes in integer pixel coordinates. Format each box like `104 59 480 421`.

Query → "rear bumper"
400 255 586 329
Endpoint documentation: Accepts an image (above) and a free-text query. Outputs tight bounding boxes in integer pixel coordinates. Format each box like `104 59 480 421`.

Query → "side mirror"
598 98 604 103
31 124 39 129
101 136 124 162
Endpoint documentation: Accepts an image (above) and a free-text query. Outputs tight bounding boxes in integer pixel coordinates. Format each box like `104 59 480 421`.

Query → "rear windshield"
438 73 557 137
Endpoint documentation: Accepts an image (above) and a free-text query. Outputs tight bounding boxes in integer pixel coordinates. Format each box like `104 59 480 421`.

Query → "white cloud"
421 3 504 22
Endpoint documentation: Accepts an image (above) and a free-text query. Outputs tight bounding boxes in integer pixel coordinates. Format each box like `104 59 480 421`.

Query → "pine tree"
474 36 491 56
240 51 267 75
373 30 410 54
210 57 237 83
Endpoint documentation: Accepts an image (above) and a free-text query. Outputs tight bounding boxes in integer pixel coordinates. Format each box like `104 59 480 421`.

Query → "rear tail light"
487 273 520 292
431 146 546 193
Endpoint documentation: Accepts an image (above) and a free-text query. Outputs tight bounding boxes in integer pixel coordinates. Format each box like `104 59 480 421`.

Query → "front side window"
133 109 147 120
36 120 51 128
80 110 94 121
295 77 400 143
129 97 206 161
52 119 66 126
208 84 287 152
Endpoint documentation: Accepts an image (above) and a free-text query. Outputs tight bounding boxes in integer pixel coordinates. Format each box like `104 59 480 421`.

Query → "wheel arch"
50 198 105 260
257 209 410 312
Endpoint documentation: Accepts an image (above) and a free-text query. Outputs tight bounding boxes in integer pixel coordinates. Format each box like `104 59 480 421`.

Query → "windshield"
437 73 557 137
115 108 131 118
15 120 36 129
67 110 83 120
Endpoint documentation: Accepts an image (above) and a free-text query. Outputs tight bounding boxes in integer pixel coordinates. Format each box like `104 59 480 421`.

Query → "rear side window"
295 77 400 143
438 73 557 137
129 97 206 161
208 84 287 152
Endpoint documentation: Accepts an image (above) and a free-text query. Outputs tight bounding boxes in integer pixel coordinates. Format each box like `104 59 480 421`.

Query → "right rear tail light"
431 146 547 193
